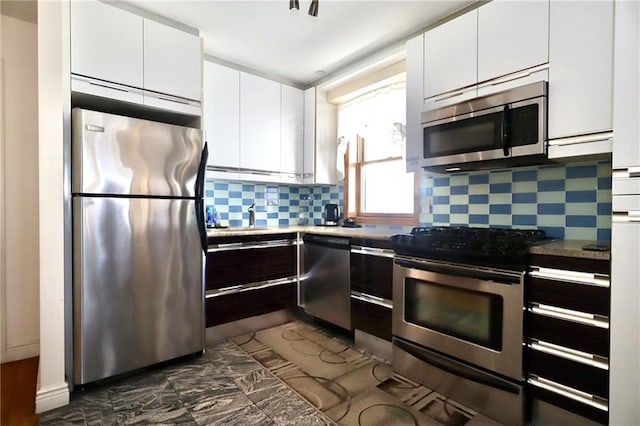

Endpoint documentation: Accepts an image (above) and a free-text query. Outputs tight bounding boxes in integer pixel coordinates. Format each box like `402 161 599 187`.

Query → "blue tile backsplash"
204 179 343 228
206 159 612 241
420 160 612 241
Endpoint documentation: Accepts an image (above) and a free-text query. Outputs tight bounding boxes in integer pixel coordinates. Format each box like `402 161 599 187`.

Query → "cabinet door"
314 89 338 185
424 10 477 99
477 0 549 83
70 0 143 88
303 88 316 183
405 34 423 173
203 61 240 169
143 19 201 101
281 85 304 176
613 2 640 170
549 1 613 140
240 73 281 172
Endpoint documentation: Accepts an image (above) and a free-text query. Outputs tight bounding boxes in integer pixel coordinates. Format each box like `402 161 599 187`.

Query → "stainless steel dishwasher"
302 234 351 330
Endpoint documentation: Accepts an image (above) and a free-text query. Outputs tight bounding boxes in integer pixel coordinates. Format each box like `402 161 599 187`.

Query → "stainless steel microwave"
421 81 548 173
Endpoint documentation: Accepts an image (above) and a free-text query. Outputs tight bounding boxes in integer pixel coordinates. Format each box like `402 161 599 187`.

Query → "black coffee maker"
324 204 339 226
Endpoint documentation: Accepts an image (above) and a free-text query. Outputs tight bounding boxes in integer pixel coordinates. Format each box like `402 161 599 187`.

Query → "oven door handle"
394 258 521 284
394 338 521 395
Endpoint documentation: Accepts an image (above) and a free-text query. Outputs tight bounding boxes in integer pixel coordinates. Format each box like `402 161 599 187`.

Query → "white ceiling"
127 0 476 87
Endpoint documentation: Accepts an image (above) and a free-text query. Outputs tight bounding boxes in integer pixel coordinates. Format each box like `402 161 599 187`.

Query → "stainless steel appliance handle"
195 143 208 251
394 256 522 284
350 291 393 309
394 337 521 395
502 104 511 156
350 246 395 258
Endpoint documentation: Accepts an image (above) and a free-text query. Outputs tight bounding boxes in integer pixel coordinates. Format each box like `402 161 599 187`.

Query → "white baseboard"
5 341 39 362
35 382 70 414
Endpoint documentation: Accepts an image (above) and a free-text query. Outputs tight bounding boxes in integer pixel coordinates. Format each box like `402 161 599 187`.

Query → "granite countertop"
529 239 611 261
207 226 611 260
206 225 395 241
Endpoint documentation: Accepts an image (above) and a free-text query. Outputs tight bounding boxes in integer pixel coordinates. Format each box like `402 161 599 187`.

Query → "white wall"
34 0 69 413
0 3 40 362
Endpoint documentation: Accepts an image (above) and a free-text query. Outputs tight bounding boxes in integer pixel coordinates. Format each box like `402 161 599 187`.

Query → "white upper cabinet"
203 61 240 170
424 10 477 99
70 0 143 88
548 1 613 141
303 88 338 185
303 88 316 183
423 1 549 102
280 85 304 178
613 1 640 170
143 19 201 102
70 0 201 114
406 34 424 173
477 0 549 83
240 72 281 172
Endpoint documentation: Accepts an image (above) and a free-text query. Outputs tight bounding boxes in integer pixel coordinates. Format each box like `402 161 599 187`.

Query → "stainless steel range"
391 226 547 426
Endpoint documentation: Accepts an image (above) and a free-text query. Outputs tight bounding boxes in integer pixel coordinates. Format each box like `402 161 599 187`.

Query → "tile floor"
39 320 501 425
39 339 332 425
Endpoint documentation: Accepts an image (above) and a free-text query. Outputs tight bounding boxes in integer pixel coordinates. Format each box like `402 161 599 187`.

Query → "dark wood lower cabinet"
350 299 392 341
527 312 609 357
526 253 611 425
526 349 608 399
528 385 608 425
205 283 297 327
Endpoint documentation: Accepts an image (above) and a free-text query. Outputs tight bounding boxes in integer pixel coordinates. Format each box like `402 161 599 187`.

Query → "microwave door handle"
502 104 511 156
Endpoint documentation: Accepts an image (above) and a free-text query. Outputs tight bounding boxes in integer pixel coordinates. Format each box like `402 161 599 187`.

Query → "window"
340 79 418 226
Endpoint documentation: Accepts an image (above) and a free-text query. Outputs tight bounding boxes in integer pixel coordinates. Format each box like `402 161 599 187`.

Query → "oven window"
404 278 503 350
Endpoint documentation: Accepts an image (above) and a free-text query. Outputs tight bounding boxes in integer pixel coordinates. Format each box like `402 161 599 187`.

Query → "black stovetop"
391 226 548 270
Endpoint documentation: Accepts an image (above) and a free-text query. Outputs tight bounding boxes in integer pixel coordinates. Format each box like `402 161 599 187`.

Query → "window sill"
349 214 418 227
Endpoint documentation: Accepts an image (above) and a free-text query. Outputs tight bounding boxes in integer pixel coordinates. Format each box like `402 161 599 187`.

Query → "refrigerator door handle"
195 142 208 198
195 198 207 252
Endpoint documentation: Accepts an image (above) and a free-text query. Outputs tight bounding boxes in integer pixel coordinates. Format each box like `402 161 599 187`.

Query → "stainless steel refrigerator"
72 108 208 385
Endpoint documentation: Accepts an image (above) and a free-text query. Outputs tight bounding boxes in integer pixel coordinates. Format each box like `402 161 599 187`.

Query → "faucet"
248 203 255 228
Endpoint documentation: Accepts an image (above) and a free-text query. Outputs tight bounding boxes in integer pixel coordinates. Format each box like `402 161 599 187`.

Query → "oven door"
392 256 525 381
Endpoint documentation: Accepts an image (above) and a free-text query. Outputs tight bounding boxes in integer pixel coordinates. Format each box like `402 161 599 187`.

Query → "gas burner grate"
392 226 549 271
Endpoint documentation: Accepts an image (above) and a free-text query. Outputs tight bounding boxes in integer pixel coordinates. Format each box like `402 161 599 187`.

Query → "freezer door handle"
196 142 208 198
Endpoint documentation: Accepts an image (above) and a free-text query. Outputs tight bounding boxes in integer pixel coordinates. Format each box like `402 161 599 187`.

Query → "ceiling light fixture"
308 0 319 17
289 0 299 11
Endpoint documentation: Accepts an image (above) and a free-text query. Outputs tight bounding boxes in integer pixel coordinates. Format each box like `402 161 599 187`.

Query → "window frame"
344 136 419 226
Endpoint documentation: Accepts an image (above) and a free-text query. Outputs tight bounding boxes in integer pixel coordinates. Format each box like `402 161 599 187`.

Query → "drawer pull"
529 266 610 288
208 240 295 252
351 246 395 258
528 339 608 370
527 375 608 412
529 303 609 329
206 277 297 298
350 291 393 309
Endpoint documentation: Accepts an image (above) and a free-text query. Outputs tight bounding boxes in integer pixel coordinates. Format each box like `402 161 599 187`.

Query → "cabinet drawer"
350 252 393 300
527 277 609 317
529 254 610 275
526 348 608 399
206 244 296 291
527 382 608 425
205 282 296 327
527 312 608 357
350 298 392 341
